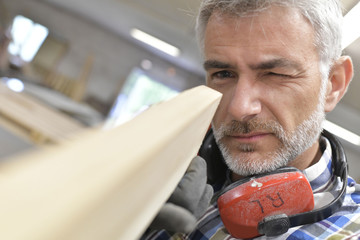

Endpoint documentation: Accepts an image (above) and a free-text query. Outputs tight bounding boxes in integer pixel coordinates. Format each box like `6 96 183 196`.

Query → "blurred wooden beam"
0 85 221 240
0 82 84 144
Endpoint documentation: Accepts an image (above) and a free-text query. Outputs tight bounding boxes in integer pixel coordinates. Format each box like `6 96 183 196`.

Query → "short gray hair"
195 0 343 71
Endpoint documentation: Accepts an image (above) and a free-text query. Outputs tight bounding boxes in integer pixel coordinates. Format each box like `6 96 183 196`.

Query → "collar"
302 136 334 193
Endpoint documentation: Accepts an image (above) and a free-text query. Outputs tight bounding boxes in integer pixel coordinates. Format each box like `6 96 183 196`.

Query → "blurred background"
0 0 359 180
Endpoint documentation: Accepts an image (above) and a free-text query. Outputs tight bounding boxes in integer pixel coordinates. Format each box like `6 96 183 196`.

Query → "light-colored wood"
70 54 94 101
0 82 84 144
0 85 222 240
42 54 94 102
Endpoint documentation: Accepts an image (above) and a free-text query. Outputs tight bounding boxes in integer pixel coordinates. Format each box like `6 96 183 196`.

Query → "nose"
228 77 262 122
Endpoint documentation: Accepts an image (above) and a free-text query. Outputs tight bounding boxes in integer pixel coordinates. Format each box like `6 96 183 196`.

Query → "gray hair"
195 0 343 76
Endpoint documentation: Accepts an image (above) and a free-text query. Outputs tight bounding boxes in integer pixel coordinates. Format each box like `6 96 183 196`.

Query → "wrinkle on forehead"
209 6 313 52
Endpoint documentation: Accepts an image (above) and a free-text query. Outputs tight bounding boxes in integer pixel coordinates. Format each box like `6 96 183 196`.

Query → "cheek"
274 84 321 131
212 97 229 127
208 82 234 127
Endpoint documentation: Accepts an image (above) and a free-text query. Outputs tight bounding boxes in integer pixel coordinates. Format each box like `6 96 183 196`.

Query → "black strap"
198 129 227 185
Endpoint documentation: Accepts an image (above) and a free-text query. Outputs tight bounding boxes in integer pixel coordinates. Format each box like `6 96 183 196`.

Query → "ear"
324 56 353 112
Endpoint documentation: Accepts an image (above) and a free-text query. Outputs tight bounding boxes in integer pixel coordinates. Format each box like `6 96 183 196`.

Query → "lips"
229 132 271 143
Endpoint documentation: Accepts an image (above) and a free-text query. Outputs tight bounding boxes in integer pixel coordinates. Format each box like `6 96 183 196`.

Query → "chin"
224 151 290 177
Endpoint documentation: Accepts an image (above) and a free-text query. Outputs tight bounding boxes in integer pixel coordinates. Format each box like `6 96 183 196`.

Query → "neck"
288 140 322 170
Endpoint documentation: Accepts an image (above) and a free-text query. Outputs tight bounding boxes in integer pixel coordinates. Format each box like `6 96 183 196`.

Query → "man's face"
203 7 326 177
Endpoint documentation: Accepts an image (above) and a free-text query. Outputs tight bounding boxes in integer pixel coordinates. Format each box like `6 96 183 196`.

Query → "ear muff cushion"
217 168 314 239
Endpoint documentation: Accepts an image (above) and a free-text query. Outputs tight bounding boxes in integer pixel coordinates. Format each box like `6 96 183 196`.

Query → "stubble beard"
213 94 326 177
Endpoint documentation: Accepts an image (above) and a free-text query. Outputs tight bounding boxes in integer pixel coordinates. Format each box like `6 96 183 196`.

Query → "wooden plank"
0 82 84 143
0 85 222 240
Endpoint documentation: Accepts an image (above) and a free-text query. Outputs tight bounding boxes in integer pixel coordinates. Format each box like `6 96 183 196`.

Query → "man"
143 0 360 239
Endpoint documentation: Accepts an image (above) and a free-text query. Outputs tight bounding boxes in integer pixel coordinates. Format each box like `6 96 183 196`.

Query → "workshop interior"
0 1 359 179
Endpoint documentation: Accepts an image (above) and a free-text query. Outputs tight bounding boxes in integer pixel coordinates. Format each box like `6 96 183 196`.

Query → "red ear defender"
217 167 314 239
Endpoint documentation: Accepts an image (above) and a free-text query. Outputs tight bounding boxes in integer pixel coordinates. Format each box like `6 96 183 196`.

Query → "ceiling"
39 0 204 76
39 0 360 137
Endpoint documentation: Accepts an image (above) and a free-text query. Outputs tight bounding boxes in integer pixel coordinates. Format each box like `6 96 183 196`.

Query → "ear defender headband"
216 130 348 239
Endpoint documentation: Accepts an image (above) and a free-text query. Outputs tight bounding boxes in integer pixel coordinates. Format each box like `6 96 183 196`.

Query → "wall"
2 0 204 108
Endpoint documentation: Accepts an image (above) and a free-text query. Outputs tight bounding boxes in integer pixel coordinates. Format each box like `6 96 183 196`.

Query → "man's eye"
267 72 290 78
211 70 235 80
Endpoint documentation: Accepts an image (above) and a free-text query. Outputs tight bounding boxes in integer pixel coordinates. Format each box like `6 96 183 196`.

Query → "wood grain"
0 85 221 240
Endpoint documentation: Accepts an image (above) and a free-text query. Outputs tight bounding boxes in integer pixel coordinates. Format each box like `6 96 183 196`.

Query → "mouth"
228 132 272 143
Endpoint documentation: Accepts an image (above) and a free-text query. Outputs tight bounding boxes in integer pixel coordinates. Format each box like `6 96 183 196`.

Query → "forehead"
204 6 318 63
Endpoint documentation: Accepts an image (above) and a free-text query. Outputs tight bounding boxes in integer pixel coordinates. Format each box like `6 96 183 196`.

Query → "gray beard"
213 105 325 177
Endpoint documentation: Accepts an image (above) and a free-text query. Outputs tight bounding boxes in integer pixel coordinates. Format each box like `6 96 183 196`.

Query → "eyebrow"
249 58 303 71
203 58 303 72
203 60 235 70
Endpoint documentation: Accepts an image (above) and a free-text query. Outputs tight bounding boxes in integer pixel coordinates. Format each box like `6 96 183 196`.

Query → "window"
105 68 179 128
8 15 49 62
